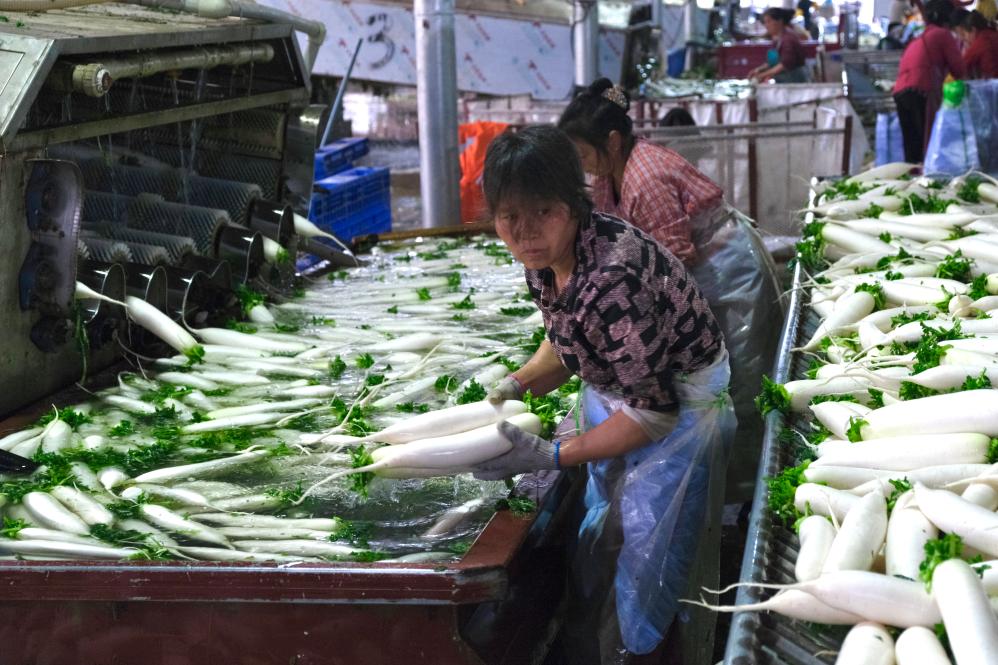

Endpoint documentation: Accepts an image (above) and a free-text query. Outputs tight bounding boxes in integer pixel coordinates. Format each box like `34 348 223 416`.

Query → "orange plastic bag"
459 121 509 224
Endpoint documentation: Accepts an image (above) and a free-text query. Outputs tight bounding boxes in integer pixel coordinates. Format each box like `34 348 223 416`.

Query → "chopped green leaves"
845 417 867 442
455 380 486 405
755 376 790 416
356 353 375 369
767 461 810 526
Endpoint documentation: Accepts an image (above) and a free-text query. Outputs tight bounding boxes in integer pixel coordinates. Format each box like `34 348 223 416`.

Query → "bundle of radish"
0 235 575 564
705 168 998 663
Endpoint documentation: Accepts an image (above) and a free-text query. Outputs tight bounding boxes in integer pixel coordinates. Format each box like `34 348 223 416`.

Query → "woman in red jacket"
962 10 998 78
892 0 966 163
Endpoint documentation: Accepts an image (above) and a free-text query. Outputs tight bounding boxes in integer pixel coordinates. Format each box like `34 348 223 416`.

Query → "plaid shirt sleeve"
619 142 723 265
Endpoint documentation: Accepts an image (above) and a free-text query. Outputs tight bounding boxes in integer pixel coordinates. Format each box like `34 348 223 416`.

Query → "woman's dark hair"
923 0 955 26
763 7 795 24
482 125 593 223
661 108 697 127
949 7 971 28
557 78 633 155
963 9 993 31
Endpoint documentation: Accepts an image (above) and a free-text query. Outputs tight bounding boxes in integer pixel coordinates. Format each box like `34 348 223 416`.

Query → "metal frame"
724 182 845 664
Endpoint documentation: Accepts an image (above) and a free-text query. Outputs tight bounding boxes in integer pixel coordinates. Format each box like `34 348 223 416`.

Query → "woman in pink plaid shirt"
558 78 784 505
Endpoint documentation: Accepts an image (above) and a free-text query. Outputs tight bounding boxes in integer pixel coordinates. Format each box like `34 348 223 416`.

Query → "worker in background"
889 0 913 27
472 124 735 665
959 10 998 79
797 0 819 40
557 79 781 510
747 7 810 83
892 0 966 162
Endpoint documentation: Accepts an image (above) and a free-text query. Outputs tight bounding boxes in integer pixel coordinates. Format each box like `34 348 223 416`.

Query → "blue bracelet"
553 440 561 470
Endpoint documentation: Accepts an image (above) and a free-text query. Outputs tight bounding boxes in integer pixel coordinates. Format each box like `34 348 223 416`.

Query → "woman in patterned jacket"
470 125 735 664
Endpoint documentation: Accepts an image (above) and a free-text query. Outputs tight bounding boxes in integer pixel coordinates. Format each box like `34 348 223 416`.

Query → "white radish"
190 513 341 531
21 492 91 535
810 401 872 440
683 589 865 624
803 466 900 489
102 395 157 415
932 558 998 665
97 467 130 490
131 449 269 484
368 412 538 473
796 515 836 582
357 400 529 445
782 376 874 412
16 527 106 547
962 480 998 509
232 539 360 558
0 428 43 452
214 527 336 541
155 372 220 391
834 622 895 665
794 483 860 522
422 497 489 539
192 370 270 386
371 376 439 410
811 433 991 470
914 483 998 558
861 390 998 439
885 507 938 580
75 281 126 307
40 419 72 453
361 332 442 353
176 546 314 563
206 398 323 419
192 327 309 354
894 626 953 665
179 412 287 433
0 539 137 560
139 504 232 548
49 486 115 526
822 224 895 255
247 304 275 324
846 162 917 183
124 296 203 361
822 489 887 573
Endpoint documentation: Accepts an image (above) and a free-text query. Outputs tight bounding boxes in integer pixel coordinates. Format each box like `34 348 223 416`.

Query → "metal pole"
415 0 461 229
573 0 598 87
320 38 363 148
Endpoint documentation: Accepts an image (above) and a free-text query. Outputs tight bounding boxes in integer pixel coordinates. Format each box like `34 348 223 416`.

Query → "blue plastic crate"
309 167 390 226
314 137 370 179
297 201 392 271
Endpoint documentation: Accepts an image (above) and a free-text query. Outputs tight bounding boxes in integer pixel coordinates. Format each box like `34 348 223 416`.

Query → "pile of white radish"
0 235 565 565
697 167 998 664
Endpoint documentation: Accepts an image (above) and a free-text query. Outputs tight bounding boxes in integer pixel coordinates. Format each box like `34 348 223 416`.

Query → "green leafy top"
808 394 859 406
328 355 347 379
919 533 986 591
36 407 92 430
755 375 790 416
891 310 933 327
435 375 458 393
962 370 992 391
521 327 547 354
499 306 536 317
451 295 476 310
495 496 537 515
957 177 982 203
225 319 258 334
455 380 487 405
0 517 26 538
416 287 432 301
235 284 265 316
886 478 912 512
767 461 810 526
864 203 885 219
969 274 990 301
793 222 826 272
854 283 886 310
521 389 573 439
828 179 871 200
356 353 375 369
912 321 965 373
845 417 867 442
935 251 973 282
349 446 376 497
867 388 885 408
899 193 956 215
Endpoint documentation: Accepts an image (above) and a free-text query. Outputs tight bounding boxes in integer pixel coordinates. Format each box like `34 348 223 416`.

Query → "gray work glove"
471 420 558 481
487 375 524 405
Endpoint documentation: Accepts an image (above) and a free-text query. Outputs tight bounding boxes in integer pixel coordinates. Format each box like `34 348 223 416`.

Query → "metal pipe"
573 0 598 87
415 0 461 229
321 38 363 148
64 44 274 97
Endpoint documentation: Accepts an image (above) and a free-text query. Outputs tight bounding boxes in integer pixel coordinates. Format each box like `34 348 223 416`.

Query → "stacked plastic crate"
302 137 391 269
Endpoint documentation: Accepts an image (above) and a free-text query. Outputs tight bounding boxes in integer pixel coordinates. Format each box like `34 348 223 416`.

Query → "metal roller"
82 238 132 264
120 241 171 267
98 226 197 265
127 193 230 255
76 261 127 349
214 225 264 284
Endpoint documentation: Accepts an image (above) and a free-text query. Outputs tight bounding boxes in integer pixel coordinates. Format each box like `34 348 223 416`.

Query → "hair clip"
601 85 628 110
